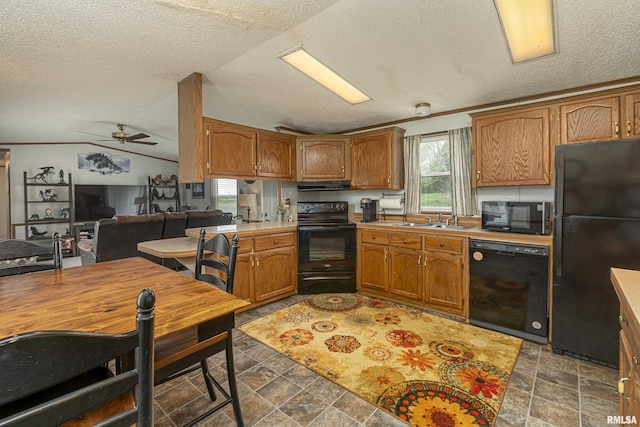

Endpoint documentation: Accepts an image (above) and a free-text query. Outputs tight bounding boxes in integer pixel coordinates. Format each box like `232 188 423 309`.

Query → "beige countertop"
185 220 298 239
356 221 553 246
612 268 640 324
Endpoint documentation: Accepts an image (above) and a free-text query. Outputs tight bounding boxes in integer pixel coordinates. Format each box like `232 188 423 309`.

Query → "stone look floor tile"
151 294 622 426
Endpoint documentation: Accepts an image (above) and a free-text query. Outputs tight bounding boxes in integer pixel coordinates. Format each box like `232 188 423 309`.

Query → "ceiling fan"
79 123 158 145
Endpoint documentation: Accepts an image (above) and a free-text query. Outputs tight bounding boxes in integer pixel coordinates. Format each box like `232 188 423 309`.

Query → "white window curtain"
403 135 421 214
448 127 478 216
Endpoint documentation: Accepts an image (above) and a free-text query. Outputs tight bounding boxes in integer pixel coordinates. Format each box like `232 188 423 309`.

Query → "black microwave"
481 201 552 235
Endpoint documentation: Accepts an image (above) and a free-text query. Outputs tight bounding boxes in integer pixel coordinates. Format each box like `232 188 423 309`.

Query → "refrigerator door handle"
554 152 565 278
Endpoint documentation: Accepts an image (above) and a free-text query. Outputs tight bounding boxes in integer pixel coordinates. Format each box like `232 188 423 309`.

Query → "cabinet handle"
634 356 639 365
619 377 629 394
384 249 387 261
620 314 627 327
403 239 407 243
439 242 445 247
371 236 376 240
387 176 391 185
255 258 260 268
615 121 620 137
476 170 480 183
250 258 254 268
418 255 421 266
274 240 279 244
628 120 632 136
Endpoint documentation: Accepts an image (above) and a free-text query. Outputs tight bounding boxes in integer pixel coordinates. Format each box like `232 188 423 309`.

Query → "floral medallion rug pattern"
239 294 522 426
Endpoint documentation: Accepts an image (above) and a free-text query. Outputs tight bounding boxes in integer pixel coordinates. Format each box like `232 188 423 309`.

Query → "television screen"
74 185 147 221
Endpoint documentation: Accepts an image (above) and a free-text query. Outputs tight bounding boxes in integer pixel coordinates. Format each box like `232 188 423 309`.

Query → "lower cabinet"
358 228 465 316
618 303 640 420
234 231 297 306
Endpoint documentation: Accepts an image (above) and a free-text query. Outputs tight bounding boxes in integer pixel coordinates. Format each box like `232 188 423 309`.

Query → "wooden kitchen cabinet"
234 232 297 305
559 96 621 144
359 230 390 293
202 118 296 180
624 91 640 139
350 127 405 189
297 136 350 180
357 228 465 316
558 89 640 144
472 107 552 187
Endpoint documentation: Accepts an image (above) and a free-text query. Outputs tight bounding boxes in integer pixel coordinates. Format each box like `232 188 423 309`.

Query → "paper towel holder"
380 192 406 222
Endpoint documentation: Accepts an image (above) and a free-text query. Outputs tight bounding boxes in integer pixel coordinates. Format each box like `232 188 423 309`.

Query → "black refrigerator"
553 138 640 366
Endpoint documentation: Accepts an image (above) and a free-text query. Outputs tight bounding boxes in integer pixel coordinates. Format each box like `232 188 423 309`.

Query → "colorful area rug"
239 294 522 426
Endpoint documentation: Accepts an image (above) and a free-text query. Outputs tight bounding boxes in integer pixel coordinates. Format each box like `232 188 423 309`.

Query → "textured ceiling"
1 0 640 160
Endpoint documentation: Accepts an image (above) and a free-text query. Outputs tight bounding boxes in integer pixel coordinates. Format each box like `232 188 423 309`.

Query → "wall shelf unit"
23 171 74 256
148 175 180 213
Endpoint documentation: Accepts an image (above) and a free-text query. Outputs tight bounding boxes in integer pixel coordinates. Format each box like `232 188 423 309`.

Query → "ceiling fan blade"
126 133 150 140
128 140 158 146
78 131 110 139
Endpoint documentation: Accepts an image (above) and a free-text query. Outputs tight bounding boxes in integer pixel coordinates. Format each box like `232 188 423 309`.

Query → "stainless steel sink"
389 222 423 227
425 223 471 230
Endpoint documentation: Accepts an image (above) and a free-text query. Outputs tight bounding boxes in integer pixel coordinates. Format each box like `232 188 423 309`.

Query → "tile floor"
151 293 620 427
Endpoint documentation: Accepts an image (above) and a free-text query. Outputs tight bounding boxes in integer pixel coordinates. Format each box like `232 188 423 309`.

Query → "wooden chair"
0 288 156 427
0 233 63 277
156 228 243 426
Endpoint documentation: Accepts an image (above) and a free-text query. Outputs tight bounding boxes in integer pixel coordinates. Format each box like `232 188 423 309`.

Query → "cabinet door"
298 139 347 180
254 247 296 302
233 252 253 303
351 134 391 189
256 133 295 179
473 108 551 187
424 252 463 311
360 243 389 292
390 247 423 301
206 123 256 177
624 92 640 139
560 96 620 144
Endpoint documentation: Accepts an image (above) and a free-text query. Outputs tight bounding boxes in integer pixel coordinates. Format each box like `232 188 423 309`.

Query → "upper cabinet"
624 91 640 139
472 107 552 187
350 127 405 190
202 118 296 181
297 136 350 181
559 90 640 144
559 96 620 144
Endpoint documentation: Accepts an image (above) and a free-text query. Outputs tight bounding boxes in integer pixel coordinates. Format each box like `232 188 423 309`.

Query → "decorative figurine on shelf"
44 208 53 219
60 207 70 219
39 189 57 201
27 166 55 183
29 213 40 220
59 169 65 184
30 226 47 237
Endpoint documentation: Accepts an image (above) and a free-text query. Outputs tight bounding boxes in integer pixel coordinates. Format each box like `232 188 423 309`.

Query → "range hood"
296 180 351 192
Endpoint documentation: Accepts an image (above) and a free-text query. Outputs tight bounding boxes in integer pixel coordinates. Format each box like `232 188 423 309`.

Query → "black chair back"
194 229 239 294
0 288 155 427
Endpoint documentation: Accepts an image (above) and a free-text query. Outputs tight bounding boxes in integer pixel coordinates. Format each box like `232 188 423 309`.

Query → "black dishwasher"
469 239 549 344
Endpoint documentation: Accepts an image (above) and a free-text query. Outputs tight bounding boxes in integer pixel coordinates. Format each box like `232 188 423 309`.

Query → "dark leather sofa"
77 210 232 266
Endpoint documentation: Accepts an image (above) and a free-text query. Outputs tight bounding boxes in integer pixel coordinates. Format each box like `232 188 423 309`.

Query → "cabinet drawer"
389 232 422 250
254 233 295 252
235 237 253 254
423 235 464 254
361 230 389 245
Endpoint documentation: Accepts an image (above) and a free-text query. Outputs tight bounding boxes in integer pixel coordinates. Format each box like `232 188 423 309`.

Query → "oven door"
297 223 356 293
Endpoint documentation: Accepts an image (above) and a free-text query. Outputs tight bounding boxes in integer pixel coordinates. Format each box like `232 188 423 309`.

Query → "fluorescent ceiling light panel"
494 0 557 63
280 48 371 104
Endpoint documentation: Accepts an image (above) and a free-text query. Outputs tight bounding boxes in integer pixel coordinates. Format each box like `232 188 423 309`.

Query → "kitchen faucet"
436 213 443 223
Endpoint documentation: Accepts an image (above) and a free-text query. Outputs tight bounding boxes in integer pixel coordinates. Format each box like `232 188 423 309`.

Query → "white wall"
1 143 178 238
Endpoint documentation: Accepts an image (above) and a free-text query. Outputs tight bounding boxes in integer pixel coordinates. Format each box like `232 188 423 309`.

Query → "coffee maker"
360 198 379 222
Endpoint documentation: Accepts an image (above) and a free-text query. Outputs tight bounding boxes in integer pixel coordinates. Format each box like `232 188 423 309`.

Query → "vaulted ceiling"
2 0 640 160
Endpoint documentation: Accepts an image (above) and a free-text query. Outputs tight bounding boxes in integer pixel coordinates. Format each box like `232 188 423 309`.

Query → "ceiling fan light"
415 103 431 117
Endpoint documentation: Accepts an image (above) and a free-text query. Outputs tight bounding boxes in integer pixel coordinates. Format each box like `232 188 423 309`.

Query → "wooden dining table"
0 257 249 383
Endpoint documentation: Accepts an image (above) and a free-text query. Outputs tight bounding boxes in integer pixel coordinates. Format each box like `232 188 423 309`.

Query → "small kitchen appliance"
360 198 378 223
